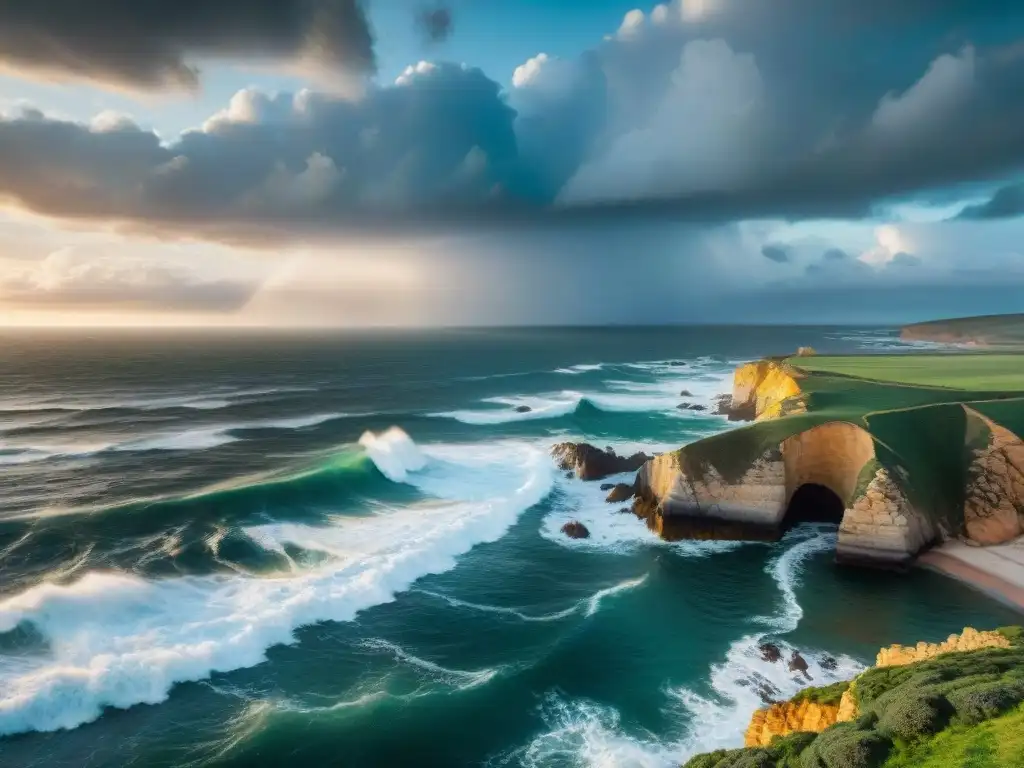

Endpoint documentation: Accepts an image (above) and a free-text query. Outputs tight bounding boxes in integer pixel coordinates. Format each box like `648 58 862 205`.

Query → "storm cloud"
0 0 1022 241
0 0 375 90
959 182 1024 219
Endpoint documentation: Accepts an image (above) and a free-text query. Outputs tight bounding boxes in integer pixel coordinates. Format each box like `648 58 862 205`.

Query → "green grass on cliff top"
792 354 1024 391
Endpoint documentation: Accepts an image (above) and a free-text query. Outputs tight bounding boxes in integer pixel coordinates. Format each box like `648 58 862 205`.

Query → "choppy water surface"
0 327 1017 767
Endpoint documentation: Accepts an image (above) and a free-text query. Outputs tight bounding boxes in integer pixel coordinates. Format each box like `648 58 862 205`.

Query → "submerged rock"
605 483 635 503
515 405 532 413
561 521 591 539
679 389 694 397
677 402 707 411
600 483 615 491
820 655 839 672
551 442 650 481
789 651 811 679
760 643 783 663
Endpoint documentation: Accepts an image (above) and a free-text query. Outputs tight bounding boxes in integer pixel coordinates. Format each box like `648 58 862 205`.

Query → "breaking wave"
0 429 555 737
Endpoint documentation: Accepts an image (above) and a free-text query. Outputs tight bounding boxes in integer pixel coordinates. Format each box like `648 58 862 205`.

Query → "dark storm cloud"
0 0 1023 240
417 5 453 43
0 0 375 90
760 244 790 263
958 182 1024 219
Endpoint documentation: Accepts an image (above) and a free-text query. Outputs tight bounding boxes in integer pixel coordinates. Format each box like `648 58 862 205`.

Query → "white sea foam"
510 693 677 768
358 426 428 482
437 357 734 425
0 428 554 737
0 441 118 465
113 426 240 452
540 471 746 557
554 363 605 375
360 638 501 690
415 574 647 624
3 412 348 461
509 531 864 767
415 589 581 623
0 386 316 415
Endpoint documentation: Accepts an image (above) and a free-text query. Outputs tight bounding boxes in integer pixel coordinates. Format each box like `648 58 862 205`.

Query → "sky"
0 0 1023 327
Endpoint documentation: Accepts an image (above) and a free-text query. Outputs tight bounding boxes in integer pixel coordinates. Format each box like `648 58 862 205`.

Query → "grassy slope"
794 355 1024 391
682 628 1024 768
882 704 1024 768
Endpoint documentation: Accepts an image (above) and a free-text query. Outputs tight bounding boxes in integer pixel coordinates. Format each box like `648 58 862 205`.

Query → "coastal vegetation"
683 627 1024 768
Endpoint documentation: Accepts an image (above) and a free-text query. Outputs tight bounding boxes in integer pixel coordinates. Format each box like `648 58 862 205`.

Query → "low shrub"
683 748 774 768
946 680 1024 726
768 731 817 767
875 691 951 741
798 723 890 768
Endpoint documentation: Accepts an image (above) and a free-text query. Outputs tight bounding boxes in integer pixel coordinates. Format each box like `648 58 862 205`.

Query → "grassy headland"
684 627 1024 768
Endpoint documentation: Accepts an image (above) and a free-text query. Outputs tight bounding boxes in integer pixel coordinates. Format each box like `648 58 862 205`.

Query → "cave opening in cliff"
783 483 846 529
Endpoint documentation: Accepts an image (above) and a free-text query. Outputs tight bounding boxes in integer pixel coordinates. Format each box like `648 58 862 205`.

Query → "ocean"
0 326 1018 768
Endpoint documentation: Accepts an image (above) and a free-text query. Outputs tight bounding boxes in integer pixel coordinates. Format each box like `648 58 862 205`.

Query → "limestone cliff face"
744 628 1005 747
875 627 1010 667
634 448 787 537
963 410 1024 545
731 361 804 421
635 374 934 564
837 467 936 568
745 699 842 747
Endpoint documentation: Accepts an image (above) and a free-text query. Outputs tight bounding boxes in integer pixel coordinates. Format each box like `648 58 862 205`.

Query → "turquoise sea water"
0 327 1018 768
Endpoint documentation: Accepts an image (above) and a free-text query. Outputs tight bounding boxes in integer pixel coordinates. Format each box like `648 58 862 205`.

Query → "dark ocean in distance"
0 326 1018 768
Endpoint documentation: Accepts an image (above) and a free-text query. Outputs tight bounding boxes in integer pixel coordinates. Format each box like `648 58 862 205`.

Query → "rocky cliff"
837 466 936 568
874 626 1011 667
634 362 937 565
900 313 1024 347
634 447 787 540
632 354 1024 565
963 409 1024 545
730 360 804 420
744 697 847 748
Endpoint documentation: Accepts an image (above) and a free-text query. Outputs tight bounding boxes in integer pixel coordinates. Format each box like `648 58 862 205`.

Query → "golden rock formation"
744 699 842 747
875 626 1010 668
